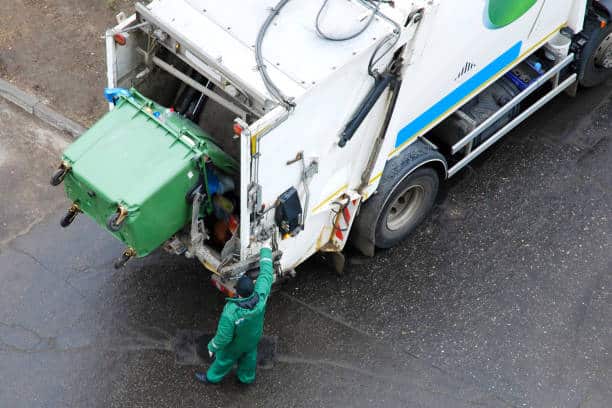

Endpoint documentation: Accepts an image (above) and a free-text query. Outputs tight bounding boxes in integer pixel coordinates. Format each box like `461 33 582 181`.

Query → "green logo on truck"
486 0 537 29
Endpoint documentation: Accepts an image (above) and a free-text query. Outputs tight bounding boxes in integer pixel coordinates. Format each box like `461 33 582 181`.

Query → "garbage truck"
51 0 612 296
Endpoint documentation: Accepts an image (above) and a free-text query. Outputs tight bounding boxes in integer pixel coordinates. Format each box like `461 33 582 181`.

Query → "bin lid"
63 90 237 207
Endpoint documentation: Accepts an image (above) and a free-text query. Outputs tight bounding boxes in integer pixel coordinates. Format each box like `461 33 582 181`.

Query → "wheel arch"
350 138 447 256
576 8 612 87
593 0 612 19
423 157 448 182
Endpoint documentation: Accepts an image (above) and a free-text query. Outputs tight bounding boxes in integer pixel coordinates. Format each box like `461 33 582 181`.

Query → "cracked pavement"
0 78 611 407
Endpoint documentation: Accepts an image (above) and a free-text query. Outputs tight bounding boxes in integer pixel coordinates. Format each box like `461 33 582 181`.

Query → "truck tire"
350 138 446 256
374 167 439 249
578 18 612 87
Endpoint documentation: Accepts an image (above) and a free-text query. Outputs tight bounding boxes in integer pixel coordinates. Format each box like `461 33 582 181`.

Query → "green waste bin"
60 89 238 257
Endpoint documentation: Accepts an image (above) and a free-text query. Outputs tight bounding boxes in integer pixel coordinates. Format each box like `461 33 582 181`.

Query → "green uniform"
206 247 274 384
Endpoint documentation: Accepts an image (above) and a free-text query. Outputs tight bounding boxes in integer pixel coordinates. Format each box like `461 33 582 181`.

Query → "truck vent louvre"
455 61 477 81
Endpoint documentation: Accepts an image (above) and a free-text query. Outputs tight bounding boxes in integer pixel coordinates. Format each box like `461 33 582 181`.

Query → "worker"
195 246 274 385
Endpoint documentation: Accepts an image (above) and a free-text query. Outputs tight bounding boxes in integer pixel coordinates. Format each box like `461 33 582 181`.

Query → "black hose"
255 0 402 108
255 0 296 109
316 0 381 41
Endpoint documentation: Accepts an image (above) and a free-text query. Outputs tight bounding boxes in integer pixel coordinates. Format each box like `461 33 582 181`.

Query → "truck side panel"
251 47 392 270
248 0 587 269
244 7 422 269
362 0 586 199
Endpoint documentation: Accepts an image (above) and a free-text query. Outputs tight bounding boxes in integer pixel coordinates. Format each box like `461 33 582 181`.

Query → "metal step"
451 53 575 155
448 72 577 177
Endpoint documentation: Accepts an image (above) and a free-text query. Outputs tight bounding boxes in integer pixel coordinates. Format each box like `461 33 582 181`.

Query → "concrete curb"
0 78 87 138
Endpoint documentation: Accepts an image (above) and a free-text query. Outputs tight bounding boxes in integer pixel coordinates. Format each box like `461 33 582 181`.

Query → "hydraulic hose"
338 72 396 147
255 0 401 108
316 0 381 41
255 0 296 109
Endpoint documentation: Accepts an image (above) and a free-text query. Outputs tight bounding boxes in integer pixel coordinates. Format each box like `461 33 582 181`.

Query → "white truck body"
105 0 605 291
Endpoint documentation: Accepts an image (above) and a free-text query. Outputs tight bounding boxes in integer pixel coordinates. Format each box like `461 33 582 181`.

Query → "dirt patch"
0 99 72 245
0 0 138 127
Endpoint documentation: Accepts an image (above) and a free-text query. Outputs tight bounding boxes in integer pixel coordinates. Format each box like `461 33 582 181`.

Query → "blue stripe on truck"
394 41 523 149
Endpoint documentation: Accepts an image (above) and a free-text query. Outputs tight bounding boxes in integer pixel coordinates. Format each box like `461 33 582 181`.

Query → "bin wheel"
50 167 68 186
60 209 79 228
107 212 125 232
114 248 136 269
114 253 131 269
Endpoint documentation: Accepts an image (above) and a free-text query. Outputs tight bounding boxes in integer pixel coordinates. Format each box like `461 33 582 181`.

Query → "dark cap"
235 275 254 298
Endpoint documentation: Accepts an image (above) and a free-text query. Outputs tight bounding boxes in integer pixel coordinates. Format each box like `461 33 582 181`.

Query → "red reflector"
113 33 127 46
228 215 239 234
211 278 236 298
335 229 344 240
601 20 608 29
342 207 351 224
233 123 243 136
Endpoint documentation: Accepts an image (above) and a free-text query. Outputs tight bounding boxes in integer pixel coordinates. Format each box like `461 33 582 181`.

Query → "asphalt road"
0 79 610 407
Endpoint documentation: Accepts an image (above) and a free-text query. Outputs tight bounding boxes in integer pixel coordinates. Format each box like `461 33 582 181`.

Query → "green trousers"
206 348 258 384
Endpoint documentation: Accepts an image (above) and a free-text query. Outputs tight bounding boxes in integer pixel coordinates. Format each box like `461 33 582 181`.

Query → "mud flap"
320 191 362 253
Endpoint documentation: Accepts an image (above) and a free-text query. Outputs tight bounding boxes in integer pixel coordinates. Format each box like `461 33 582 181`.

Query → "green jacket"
208 248 274 355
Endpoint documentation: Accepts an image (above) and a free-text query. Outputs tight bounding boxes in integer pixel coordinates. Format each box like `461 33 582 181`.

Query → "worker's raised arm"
254 247 274 303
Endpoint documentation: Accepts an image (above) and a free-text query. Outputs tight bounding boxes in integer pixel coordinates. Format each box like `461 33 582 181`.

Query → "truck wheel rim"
386 185 425 231
595 33 612 69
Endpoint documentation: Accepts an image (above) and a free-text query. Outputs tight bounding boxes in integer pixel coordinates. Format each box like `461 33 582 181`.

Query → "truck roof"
137 0 401 109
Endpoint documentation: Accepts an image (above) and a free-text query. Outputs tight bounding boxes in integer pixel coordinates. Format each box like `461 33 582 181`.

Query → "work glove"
262 239 273 250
